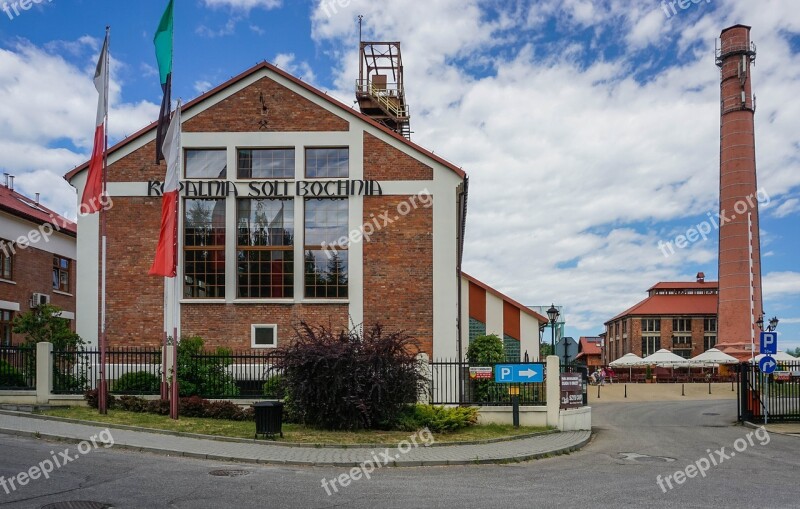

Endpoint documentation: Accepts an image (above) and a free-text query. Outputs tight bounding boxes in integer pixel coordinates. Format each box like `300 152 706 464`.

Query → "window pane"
238 149 294 179
236 198 294 299
237 199 293 247
304 249 348 298
305 148 348 178
186 150 227 179
304 198 348 246
184 199 225 298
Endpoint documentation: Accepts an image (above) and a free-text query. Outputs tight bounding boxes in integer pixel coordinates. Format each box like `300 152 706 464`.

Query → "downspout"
456 175 469 403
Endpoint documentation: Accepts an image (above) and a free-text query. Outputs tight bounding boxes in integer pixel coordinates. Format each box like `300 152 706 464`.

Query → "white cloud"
202 0 281 11
763 272 800 301
773 197 800 218
310 0 800 334
0 38 158 216
194 80 213 94
273 53 316 84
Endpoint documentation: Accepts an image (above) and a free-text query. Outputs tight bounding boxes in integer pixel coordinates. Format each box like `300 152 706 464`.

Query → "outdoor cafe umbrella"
638 349 687 379
609 352 643 378
754 351 798 362
689 348 739 375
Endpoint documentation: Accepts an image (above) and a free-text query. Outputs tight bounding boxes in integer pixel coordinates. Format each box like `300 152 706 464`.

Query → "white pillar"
36 342 53 404
546 355 561 428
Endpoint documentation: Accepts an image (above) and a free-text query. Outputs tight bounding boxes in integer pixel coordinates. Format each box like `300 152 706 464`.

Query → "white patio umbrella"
754 351 798 362
638 349 687 365
609 353 643 379
690 348 739 365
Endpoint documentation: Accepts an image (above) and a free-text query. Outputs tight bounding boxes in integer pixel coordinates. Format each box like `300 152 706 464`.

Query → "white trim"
232 299 294 305
53 290 73 297
251 324 278 349
0 278 16 286
179 299 226 304
0 300 20 311
56 311 75 320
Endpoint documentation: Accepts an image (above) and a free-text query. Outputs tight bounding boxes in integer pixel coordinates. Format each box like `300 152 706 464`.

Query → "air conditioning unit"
30 293 50 308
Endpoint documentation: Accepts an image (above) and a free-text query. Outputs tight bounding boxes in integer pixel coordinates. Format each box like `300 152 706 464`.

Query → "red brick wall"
182 303 348 351
107 140 163 183
105 197 164 347
0 237 76 345
184 76 348 133
362 195 433 356
363 132 433 181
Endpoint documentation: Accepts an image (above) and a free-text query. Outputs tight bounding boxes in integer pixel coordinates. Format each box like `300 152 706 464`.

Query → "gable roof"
0 185 76 236
65 61 466 182
648 281 719 291
462 273 548 324
606 293 718 324
578 337 602 355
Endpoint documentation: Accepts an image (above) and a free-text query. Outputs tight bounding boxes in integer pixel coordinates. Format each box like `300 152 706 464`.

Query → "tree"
12 304 83 350
466 334 505 364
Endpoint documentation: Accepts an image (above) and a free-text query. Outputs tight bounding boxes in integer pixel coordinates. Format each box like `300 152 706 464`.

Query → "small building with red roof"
0 182 77 345
575 336 603 370
604 273 718 362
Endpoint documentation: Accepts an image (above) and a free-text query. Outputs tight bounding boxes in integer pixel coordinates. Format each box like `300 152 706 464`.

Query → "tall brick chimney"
715 25 763 359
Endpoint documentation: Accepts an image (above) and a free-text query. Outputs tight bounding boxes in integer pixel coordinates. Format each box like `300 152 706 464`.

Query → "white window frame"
251 324 278 349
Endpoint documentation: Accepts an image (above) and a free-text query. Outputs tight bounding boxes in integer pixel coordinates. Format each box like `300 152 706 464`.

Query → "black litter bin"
252 401 284 439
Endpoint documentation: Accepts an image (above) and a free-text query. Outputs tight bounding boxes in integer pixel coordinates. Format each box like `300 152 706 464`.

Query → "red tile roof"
648 281 719 290
65 61 467 182
607 293 718 323
461 273 548 324
0 185 76 236
578 337 603 355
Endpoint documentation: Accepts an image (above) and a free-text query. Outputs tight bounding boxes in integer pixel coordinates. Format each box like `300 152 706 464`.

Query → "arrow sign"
494 364 545 383
759 355 777 374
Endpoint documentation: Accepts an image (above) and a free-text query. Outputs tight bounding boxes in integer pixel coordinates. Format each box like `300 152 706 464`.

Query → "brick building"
603 275 718 363
64 60 543 359
0 183 77 345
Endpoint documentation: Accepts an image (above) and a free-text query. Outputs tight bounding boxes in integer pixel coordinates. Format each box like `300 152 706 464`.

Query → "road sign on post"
759 355 777 374
494 364 545 383
760 332 778 355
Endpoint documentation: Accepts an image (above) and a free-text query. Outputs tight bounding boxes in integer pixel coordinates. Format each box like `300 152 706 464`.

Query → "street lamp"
757 314 779 332
547 303 560 353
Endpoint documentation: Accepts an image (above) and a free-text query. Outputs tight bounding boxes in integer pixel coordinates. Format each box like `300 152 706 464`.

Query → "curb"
0 425 592 467
0 409 557 448
743 420 800 437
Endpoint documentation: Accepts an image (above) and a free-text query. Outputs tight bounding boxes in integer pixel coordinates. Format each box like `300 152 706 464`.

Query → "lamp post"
547 304 560 354
757 314 779 332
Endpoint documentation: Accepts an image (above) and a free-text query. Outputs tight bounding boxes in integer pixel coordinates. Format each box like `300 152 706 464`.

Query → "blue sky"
1 0 798 352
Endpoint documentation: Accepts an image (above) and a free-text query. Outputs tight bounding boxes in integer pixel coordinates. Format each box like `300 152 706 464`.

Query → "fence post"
546 355 560 429
36 342 53 404
416 353 431 404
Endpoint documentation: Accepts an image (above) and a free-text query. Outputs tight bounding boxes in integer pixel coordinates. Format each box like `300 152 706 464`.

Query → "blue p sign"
760 331 777 355
500 367 511 380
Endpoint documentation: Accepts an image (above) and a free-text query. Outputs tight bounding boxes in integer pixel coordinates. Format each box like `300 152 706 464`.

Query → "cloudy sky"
1 0 798 350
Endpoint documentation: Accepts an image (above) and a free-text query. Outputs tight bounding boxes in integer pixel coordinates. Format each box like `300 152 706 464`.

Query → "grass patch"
38 407 547 445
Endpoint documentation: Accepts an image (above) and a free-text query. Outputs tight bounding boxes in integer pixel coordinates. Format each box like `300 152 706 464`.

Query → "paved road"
0 400 797 508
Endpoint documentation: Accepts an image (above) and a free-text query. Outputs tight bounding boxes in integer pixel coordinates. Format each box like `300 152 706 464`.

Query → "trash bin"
252 401 284 439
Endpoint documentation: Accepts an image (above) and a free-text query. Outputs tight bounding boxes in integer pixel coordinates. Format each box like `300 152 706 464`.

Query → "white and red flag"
149 101 181 277
80 32 109 213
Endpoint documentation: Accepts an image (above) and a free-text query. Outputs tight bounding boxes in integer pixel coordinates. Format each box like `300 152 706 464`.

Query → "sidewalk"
0 411 591 467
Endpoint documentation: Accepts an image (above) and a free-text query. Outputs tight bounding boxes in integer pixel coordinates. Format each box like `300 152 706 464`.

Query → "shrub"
117 395 149 412
278 322 428 430
113 371 160 394
180 396 207 417
147 399 171 415
262 375 285 399
0 360 27 388
176 336 239 398
395 404 478 433
85 389 116 409
466 334 505 364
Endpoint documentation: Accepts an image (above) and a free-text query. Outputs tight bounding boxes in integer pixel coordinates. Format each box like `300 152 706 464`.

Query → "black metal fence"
0 346 36 390
739 361 800 423
429 360 547 406
52 348 163 394
187 350 284 399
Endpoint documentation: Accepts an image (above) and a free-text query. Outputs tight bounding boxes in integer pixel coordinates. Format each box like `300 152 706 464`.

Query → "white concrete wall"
521 312 540 361
476 406 548 427
485 291 504 338
559 407 592 431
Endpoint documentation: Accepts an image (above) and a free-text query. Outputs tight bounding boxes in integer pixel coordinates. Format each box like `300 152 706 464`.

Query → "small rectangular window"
238 149 295 179
0 310 13 346
53 256 70 292
251 324 277 348
185 149 227 179
305 148 348 178
0 240 12 280
184 199 226 298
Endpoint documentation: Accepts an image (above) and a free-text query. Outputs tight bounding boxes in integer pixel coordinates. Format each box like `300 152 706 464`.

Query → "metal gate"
739 361 800 423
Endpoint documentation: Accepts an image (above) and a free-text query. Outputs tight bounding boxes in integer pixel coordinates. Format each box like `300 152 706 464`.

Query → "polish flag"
80 33 109 214
149 101 181 277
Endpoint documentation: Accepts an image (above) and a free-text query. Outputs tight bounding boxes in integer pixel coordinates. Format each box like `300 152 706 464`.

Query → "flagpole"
98 26 110 415
170 100 181 420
